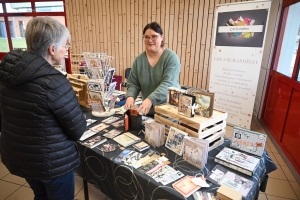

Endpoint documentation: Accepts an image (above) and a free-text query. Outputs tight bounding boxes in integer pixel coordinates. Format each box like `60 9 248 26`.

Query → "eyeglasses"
62 44 70 51
143 34 160 41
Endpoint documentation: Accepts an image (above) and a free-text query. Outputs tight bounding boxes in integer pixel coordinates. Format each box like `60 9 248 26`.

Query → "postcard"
103 68 115 86
103 129 123 139
88 99 106 112
206 164 228 186
165 126 188 156
86 119 97 127
114 149 133 163
82 135 107 148
88 91 102 99
79 130 97 141
111 119 124 128
137 160 159 174
90 123 109 133
122 151 142 166
102 116 120 124
87 80 103 92
172 176 201 198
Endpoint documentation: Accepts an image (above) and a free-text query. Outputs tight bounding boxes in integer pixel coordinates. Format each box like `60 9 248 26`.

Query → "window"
0 1 66 58
6 3 32 13
35 2 64 12
274 2 300 78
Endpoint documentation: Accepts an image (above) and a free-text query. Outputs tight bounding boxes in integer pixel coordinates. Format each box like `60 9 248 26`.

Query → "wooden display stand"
70 54 86 74
154 104 228 151
67 74 89 108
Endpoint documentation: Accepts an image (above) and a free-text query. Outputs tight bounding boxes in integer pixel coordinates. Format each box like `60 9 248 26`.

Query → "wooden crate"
154 104 228 151
67 74 89 108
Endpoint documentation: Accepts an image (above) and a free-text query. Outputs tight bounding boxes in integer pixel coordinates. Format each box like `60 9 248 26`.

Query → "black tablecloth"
75 107 277 200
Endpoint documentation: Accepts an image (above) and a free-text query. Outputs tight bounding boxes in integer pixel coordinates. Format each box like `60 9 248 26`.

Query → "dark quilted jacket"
0 50 87 180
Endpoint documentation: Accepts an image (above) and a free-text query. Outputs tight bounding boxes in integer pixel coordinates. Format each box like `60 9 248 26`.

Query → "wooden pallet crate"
154 104 228 151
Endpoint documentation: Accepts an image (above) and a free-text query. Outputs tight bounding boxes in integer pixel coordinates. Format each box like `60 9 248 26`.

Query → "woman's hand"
124 96 135 110
138 98 152 115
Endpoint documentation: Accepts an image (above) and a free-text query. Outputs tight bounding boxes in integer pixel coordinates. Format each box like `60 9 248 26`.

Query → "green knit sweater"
126 48 181 115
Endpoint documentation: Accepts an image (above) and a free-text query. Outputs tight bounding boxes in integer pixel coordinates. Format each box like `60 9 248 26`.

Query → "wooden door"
262 0 300 174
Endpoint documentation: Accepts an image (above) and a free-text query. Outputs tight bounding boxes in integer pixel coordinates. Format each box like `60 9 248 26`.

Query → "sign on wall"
209 1 271 129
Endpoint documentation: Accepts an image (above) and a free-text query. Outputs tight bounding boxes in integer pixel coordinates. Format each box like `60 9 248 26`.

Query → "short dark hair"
143 22 164 47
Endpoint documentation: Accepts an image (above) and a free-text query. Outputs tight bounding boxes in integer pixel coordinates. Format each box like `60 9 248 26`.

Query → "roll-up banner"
209 0 272 129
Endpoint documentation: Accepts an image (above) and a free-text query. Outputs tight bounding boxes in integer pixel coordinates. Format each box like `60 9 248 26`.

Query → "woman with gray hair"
0 17 86 200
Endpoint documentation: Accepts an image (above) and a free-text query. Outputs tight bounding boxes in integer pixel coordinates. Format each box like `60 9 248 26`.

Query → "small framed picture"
187 88 214 118
178 94 196 117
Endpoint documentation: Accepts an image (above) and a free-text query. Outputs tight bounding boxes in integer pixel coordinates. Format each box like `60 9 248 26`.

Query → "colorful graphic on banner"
209 1 271 129
215 9 269 47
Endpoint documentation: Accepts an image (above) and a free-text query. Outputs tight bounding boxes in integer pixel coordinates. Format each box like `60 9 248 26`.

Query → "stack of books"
132 141 150 152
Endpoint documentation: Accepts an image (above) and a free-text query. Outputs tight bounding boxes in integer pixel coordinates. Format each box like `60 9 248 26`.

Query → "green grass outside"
0 38 27 52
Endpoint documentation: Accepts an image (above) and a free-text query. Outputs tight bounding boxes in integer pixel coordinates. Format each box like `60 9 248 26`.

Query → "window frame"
0 0 67 60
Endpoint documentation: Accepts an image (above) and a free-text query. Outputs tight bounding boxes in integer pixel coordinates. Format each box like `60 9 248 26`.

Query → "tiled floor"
0 119 299 200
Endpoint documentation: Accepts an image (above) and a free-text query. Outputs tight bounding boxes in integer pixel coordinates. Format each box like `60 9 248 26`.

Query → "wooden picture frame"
178 94 196 117
187 88 214 118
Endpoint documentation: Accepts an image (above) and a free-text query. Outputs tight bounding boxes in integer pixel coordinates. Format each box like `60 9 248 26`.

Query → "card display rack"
154 104 228 151
67 74 90 108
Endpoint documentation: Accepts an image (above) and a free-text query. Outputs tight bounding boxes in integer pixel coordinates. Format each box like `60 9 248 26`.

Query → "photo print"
104 68 116 86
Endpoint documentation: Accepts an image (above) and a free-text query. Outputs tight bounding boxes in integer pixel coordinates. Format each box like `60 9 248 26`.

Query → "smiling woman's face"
143 29 164 53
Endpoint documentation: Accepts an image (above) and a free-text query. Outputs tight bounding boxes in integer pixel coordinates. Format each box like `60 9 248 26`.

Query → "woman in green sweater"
124 22 181 116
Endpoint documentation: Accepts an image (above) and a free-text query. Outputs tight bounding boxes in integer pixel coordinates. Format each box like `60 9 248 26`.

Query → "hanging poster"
209 1 271 129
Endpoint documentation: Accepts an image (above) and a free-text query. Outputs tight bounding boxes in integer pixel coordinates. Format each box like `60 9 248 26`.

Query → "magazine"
172 176 201 198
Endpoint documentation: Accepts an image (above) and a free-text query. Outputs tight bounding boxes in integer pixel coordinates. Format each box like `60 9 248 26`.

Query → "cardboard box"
217 185 242 200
